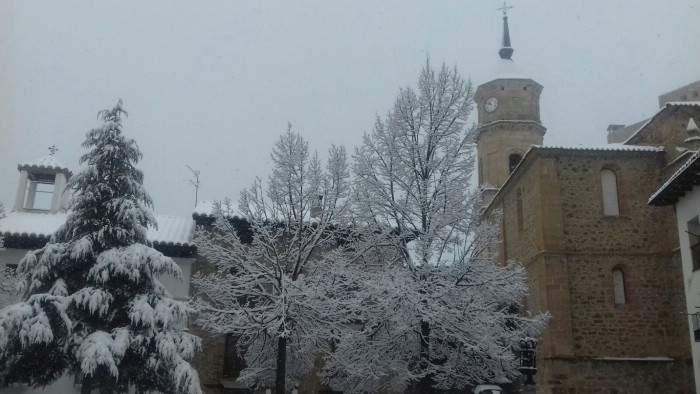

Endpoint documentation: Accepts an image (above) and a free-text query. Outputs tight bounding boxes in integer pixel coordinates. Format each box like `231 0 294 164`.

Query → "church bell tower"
475 4 546 201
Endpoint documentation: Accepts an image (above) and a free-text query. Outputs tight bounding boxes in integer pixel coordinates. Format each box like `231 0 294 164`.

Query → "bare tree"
193 127 352 392
322 60 549 392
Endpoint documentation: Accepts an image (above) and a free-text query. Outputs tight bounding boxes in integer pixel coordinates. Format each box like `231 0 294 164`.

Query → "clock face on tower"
485 97 499 113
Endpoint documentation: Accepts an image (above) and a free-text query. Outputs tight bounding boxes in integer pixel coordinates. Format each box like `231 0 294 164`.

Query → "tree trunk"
416 320 433 393
80 375 92 394
276 335 287 394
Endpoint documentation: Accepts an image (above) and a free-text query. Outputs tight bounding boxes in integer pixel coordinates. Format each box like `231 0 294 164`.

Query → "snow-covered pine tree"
0 101 201 394
193 127 352 393
0 201 5 249
321 60 549 392
0 202 12 302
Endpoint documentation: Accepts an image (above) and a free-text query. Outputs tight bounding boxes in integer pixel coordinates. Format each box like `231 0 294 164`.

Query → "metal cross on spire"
498 1 515 59
497 1 514 17
48 145 59 155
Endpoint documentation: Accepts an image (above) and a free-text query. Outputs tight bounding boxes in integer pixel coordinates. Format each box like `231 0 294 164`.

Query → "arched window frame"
601 168 620 217
509 152 523 174
612 267 626 305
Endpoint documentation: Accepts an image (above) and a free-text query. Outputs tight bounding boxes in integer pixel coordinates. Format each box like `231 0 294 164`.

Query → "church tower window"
509 153 522 174
601 169 620 216
612 268 626 305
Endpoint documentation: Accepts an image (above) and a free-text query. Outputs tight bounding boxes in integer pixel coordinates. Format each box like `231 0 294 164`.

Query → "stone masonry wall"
629 106 700 165
567 253 687 358
489 149 693 392
556 152 675 252
538 358 694 394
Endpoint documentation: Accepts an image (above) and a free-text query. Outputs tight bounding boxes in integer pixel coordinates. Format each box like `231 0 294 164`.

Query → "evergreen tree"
0 202 13 303
0 201 5 249
0 101 201 394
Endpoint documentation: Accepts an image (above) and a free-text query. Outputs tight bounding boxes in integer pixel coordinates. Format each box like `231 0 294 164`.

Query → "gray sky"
1 0 698 218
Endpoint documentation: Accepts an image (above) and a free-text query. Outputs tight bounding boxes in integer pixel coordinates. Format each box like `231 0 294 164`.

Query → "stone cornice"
476 120 546 142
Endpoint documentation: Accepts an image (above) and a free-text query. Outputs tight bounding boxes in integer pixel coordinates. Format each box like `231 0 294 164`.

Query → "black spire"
498 2 514 60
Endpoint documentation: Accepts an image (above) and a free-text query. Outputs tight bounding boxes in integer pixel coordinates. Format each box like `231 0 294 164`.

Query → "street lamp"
518 337 537 385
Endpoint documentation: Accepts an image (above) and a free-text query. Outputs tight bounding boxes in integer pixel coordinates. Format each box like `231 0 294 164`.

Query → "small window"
687 216 700 271
612 268 626 305
509 154 522 174
601 169 620 216
23 181 55 211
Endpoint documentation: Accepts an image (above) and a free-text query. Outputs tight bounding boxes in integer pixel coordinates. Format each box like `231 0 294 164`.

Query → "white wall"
673 185 700 394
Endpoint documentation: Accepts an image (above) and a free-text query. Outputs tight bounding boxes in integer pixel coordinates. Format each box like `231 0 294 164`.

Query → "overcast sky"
1 0 698 218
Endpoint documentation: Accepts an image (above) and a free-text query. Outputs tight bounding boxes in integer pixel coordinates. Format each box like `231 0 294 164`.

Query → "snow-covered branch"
193 129 352 392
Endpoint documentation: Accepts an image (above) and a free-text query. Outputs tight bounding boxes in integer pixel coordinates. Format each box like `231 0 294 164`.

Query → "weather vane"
497 1 513 16
48 145 59 155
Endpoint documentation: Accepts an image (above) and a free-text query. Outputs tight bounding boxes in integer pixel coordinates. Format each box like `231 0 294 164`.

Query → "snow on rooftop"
493 58 527 80
623 101 700 145
148 215 195 246
193 200 215 216
0 211 195 246
665 101 700 107
18 155 71 173
0 211 68 238
193 199 237 217
533 144 663 152
648 150 700 205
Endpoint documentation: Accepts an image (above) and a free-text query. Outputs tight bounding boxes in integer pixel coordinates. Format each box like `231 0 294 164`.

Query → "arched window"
516 188 524 232
612 268 626 305
509 153 522 174
601 169 620 216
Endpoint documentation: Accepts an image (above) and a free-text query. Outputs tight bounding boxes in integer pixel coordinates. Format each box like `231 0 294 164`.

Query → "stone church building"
478 10 700 394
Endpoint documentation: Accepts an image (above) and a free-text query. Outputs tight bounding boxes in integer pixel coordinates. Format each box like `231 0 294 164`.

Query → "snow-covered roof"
0 211 195 247
532 144 663 152
623 101 700 145
18 155 72 175
148 215 196 246
193 200 215 216
482 143 665 215
0 211 68 238
193 199 237 218
493 58 527 80
648 150 700 206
